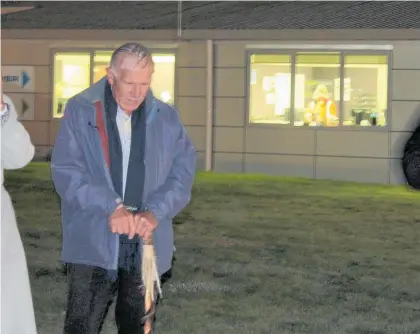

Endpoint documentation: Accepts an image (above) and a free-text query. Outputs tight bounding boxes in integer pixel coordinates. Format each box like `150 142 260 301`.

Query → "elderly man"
51 43 196 333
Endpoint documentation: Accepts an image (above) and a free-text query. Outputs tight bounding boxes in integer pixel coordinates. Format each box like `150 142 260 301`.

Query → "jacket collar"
74 76 159 124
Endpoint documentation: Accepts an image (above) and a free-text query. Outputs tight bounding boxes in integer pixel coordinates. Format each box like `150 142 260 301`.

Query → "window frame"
51 47 178 119
245 48 393 131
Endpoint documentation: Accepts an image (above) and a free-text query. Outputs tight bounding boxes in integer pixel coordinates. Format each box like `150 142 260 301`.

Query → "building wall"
389 42 420 184
2 37 420 184
208 40 420 184
177 41 207 171
1 39 53 157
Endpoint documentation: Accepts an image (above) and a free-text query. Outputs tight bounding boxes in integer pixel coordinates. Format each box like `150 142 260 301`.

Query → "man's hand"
109 205 136 239
134 211 158 241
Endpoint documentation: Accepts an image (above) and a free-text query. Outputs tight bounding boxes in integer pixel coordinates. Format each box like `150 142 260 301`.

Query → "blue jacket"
50 77 196 275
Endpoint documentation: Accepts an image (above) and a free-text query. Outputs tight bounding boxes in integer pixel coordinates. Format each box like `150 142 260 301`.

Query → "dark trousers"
63 263 172 334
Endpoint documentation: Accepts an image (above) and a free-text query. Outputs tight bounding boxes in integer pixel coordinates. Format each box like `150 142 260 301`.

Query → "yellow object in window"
306 84 338 126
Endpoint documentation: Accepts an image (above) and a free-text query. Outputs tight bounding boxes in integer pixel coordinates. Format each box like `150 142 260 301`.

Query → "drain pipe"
205 39 214 171
177 1 182 38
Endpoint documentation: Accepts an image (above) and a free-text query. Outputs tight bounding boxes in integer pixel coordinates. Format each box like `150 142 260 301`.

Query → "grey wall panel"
178 68 207 97
390 101 420 132
214 97 246 127
213 126 244 153
392 70 420 101
390 131 411 159
390 159 407 185
177 96 206 126
215 43 247 68
213 153 243 173
195 151 205 171
392 41 420 70
214 68 246 97
245 154 314 178
184 125 206 152
389 158 405 185
177 42 207 67
1 39 51 66
315 156 388 183
246 127 315 155
316 131 389 158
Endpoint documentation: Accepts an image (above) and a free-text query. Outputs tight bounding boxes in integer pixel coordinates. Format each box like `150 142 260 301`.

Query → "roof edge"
2 29 420 41
0 6 34 14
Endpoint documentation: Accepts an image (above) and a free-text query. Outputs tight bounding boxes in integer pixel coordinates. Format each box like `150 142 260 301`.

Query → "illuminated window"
93 51 176 105
249 54 292 124
93 51 111 83
53 53 90 118
53 50 176 118
248 51 389 128
295 53 340 127
150 54 176 105
343 55 388 127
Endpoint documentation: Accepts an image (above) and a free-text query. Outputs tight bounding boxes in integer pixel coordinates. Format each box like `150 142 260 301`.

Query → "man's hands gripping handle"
109 205 158 241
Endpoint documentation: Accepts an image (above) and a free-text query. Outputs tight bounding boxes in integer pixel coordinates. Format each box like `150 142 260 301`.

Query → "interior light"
94 53 113 63
160 91 172 103
63 65 83 84
152 55 175 64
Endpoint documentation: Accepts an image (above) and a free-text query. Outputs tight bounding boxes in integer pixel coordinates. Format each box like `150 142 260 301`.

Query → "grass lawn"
4 162 420 333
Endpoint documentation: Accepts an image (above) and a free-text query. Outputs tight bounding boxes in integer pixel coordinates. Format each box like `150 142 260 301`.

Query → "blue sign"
2 70 31 88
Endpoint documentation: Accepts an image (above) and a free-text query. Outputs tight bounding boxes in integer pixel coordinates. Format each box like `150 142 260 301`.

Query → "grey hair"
109 42 153 75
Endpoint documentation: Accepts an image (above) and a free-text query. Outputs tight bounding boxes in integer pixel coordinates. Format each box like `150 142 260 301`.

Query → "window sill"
246 122 390 131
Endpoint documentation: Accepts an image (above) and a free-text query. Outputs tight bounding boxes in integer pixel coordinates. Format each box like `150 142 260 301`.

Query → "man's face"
106 55 153 114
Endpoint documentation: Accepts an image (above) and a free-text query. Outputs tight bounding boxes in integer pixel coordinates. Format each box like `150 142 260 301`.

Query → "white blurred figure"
1 85 37 333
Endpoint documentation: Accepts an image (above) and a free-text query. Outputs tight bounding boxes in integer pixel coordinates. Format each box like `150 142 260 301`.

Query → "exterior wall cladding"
2 30 420 185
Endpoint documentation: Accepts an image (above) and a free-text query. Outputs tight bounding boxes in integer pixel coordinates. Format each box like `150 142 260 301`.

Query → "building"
2 1 420 184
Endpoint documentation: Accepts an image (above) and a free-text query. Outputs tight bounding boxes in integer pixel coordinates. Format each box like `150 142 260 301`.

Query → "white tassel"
141 243 162 303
